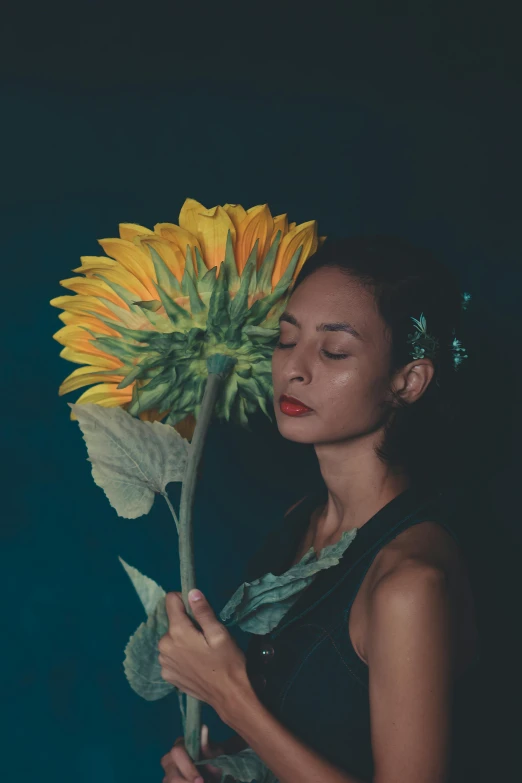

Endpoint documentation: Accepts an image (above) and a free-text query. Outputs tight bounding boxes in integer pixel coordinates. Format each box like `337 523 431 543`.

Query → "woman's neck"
312 440 411 542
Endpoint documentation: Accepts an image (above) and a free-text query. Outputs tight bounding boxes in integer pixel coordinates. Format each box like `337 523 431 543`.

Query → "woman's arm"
367 562 454 783
218 686 368 783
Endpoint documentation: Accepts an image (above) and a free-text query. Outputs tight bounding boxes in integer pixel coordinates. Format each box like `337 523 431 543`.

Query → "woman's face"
272 266 395 445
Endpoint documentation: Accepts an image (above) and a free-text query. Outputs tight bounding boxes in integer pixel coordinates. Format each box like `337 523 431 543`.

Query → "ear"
391 359 435 405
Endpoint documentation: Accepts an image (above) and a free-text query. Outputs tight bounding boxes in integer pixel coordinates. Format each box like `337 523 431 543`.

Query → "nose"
275 341 313 385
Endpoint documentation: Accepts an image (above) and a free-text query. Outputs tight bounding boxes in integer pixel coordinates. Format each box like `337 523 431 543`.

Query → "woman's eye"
276 342 348 359
322 350 349 360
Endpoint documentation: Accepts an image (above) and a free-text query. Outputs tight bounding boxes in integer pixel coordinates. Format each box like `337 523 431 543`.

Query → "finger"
169 744 203 781
165 591 193 628
188 590 226 644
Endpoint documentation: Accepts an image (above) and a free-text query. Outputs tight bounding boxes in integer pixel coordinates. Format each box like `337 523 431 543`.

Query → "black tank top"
244 482 483 782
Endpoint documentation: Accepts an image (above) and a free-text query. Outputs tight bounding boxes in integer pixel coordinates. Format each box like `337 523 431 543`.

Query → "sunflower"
51 198 324 439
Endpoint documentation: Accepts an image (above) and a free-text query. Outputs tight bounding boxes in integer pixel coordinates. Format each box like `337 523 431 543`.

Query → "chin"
275 413 320 444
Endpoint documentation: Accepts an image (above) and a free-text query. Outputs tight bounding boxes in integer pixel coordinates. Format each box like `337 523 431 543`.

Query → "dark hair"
291 236 467 491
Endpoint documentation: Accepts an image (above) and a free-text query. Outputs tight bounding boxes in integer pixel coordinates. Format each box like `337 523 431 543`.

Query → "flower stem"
178 369 228 762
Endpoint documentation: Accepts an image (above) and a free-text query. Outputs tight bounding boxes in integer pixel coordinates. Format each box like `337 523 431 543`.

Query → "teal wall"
2 4 521 781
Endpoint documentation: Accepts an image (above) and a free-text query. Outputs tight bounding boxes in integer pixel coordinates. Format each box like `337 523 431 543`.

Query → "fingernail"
195 777 204 783
189 589 202 601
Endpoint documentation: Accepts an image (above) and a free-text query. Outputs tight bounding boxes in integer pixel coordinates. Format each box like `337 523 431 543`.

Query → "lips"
279 394 313 416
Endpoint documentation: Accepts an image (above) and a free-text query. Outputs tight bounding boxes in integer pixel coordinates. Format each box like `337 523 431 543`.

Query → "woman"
159 237 481 783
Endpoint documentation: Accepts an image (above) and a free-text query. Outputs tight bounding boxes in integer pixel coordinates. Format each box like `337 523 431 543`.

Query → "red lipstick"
279 394 313 416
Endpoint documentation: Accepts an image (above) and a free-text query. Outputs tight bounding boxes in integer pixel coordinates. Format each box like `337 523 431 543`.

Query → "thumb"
188 590 224 642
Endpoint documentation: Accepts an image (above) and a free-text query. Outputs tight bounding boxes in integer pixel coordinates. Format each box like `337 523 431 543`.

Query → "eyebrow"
278 311 364 340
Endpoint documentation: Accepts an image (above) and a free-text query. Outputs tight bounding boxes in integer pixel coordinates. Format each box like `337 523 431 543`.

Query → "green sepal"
236 376 264 406
181 261 206 315
236 396 250 429
197 264 217 295
221 230 240 290
117 363 149 389
147 245 182 296
93 274 140 307
86 335 144 361
88 315 157 343
133 300 162 312
243 325 279 342
164 408 191 426
219 373 239 419
186 327 205 352
127 378 172 415
244 245 303 326
206 263 230 340
193 246 208 280
229 240 258 325
256 230 282 294
153 281 192 326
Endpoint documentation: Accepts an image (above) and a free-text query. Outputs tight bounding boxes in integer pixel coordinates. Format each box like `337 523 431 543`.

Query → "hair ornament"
407 290 471 372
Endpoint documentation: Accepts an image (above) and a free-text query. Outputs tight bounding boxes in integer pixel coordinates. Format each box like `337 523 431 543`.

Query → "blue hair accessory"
407 292 471 371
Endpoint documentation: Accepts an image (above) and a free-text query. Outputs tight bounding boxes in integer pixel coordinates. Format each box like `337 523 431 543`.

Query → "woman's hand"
158 589 250 717
161 723 226 783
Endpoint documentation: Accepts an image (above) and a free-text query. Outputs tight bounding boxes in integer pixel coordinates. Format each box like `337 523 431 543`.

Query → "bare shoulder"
366 521 478 676
372 521 464 583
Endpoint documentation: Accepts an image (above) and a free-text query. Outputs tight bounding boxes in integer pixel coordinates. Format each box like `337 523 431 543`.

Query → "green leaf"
118 558 176 701
219 528 357 634
69 403 189 519
194 747 278 783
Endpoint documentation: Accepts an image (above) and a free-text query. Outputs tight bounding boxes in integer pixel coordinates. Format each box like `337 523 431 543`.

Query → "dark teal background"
2 3 521 781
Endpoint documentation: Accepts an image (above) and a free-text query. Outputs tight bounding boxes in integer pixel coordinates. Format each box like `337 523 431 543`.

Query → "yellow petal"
53 325 118 364
50 295 115 319
235 204 274 274
74 383 133 406
97 238 156 297
60 346 122 368
271 220 318 288
222 203 247 230
153 222 202 272
271 213 289 242
179 200 236 271
72 257 116 276
58 278 129 309
59 365 125 395
119 223 154 241
138 235 187 282
58 311 121 336
72 257 151 299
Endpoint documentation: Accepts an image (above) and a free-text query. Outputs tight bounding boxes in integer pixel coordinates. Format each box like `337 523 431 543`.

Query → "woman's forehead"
288 268 380 328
